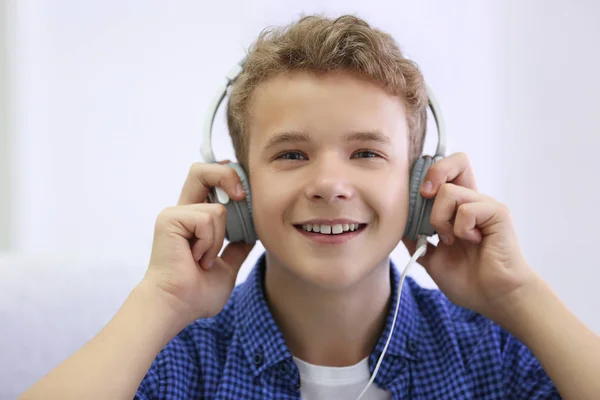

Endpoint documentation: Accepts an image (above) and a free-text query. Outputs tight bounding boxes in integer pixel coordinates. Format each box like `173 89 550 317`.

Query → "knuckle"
155 207 178 230
157 206 176 221
227 166 240 182
189 162 204 177
438 182 453 197
218 167 240 190
457 151 470 163
212 203 227 218
200 211 214 226
457 203 471 218
496 201 511 217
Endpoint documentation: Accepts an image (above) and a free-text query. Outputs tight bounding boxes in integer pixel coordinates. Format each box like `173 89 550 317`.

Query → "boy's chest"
207 355 504 400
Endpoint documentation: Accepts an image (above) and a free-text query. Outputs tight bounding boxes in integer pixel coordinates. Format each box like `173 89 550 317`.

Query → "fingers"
429 183 483 245
155 203 227 269
178 162 246 206
421 152 477 197
453 201 511 243
197 205 227 269
191 229 214 265
452 202 487 244
430 183 509 246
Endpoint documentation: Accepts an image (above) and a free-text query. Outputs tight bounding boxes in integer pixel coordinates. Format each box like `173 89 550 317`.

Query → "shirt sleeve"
502 333 562 399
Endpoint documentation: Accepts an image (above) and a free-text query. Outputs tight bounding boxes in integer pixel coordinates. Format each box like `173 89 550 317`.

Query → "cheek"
249 171 294 231
370 176 410 225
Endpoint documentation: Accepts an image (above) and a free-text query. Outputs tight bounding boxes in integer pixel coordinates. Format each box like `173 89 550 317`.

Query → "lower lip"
295 225 366 245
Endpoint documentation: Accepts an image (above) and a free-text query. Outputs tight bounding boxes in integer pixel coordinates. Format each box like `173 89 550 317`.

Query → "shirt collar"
236 254 292 377
235 253 424 379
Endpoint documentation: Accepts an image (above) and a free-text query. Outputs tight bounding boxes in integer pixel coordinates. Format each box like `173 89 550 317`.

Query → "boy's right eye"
276 151 307 161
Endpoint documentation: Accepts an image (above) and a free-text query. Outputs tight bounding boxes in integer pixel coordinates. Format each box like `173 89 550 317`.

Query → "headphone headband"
201 58 447 163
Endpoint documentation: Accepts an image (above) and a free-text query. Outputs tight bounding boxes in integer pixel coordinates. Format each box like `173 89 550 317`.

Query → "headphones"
200 58 448 245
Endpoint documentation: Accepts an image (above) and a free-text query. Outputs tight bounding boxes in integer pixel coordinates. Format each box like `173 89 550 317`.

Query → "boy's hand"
143 161 254 326
402 153 538 323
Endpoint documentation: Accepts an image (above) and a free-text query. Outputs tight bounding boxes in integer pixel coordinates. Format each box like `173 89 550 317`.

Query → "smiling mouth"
294 223 368 235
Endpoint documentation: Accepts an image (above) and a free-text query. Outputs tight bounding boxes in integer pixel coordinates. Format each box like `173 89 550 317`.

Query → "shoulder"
406 276 497 346
406 277 502 371
135 284 246 399
406 276 527 361
405 277 559 398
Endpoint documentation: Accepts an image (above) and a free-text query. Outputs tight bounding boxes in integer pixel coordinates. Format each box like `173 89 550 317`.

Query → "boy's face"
246 71 411 289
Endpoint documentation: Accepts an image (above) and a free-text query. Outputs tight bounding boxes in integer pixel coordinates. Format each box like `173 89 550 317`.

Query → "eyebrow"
345 130 392 145
263 130 391 151
263 131 310 151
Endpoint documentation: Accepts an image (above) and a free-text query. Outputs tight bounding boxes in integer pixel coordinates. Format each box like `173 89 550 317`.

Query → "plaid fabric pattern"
135 254 560 399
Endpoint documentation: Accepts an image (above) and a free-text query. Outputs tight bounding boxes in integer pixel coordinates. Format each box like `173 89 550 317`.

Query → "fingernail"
440 235 449 245
236 183 245 196
422 181 433 193
208 260 216 269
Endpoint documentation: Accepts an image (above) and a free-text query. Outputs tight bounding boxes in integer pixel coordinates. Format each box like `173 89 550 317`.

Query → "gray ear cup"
404 156 437 241
207 163 257 244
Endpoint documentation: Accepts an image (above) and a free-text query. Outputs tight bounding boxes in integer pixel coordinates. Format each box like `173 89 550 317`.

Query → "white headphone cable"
356 236 429 400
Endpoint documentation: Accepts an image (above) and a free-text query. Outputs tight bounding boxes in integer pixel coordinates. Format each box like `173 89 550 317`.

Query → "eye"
276 151 307 161
352 150 381 159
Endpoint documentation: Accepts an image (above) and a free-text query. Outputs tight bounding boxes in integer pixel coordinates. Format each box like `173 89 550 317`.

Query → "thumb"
219 242 255 273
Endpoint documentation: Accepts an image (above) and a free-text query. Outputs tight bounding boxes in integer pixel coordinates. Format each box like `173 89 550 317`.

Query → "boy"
21 14 599 400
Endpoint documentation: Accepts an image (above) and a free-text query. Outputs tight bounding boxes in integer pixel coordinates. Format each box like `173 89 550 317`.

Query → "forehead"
246 70 408 145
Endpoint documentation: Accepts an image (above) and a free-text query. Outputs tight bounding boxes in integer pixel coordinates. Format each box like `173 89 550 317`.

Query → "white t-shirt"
294 356 392 400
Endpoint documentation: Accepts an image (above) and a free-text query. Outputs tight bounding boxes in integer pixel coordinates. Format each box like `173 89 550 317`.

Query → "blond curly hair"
227 14 428 170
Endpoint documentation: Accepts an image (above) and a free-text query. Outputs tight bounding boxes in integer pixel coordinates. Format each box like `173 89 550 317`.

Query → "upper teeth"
302 223 361 234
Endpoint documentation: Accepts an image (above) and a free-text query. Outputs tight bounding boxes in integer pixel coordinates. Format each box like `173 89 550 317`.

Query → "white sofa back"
0 253 146 399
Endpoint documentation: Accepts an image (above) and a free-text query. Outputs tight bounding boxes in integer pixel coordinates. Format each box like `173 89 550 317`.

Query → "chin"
265 243 387 291
294 257 369 290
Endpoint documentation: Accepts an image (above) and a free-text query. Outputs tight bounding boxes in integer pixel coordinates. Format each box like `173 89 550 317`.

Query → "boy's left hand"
402 152 539 323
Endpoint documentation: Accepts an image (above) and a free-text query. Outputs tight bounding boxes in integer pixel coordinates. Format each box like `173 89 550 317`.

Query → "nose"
304 159 354 203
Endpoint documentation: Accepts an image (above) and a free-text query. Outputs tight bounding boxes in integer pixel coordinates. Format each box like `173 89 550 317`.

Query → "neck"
264 255 391 367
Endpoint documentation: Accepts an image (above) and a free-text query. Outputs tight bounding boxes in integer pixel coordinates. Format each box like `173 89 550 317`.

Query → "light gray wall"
0 0 11 251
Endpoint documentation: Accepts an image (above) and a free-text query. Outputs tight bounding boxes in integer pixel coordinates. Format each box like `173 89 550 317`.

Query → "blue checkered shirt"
135 254 560 399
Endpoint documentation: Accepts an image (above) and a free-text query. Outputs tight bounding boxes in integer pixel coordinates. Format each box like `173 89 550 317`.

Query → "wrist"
133 279 193 338
490 271 552 343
